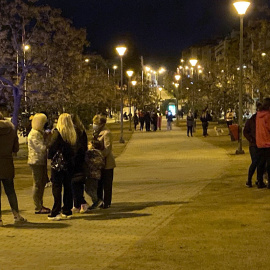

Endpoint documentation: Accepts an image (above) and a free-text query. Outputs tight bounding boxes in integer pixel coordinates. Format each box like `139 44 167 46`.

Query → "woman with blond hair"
47 113 77 220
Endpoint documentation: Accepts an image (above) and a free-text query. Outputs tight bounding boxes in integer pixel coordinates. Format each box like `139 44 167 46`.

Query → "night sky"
39 0 269 69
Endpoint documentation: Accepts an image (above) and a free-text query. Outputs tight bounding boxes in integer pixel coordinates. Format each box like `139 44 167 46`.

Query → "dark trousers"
0 178 19 216
97 169 114 207
72 178 87 209
139 120 144 131
247 146 260 183
202 122 208 136
51 170 73 216
187 126 193 136
145 121 151 131
257 148 270 184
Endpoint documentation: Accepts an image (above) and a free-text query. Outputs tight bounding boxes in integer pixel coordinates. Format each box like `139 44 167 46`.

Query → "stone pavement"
0 122 231 270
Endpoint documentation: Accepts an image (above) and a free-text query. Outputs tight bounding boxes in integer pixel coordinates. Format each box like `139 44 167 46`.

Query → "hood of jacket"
257 110 270 119
31 113 47 131
0 120 15 135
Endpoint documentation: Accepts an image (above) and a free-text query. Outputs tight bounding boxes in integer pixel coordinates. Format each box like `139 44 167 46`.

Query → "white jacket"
28 129 47 165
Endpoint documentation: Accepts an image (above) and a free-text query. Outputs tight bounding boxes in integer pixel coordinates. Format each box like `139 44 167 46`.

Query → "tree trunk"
12 86 21 130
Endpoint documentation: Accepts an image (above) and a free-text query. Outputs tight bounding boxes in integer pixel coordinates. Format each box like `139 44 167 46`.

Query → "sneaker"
14 216 27 224
88 199 103 210
61 213 72 219
45 181 52 188
0 220 3 227
257 182 267 189
80 203 90 214
72 207 80 214
35 206 51 214
245 182 252 188
48 214 61 221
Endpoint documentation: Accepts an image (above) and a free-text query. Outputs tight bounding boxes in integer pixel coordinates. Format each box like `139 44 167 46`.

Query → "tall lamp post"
189 59 198 110
116 46 127 143
23 44 30 112
233 1 250 155
175 74 181 119
126 70 134 131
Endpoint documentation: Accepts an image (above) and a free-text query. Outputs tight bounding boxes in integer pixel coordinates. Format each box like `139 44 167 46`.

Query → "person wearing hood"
92 114 116 209
0 112 27 226
28 113 51 214
256 98 270 188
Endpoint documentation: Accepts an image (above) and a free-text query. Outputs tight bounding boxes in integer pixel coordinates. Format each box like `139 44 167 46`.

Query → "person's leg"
30 165 47 211
50 170 63 216
2 178 19 213
97 173 104 202
62 172 73 216
247 146 260 185
85 178 98 203
103 169 114 208
257 149 267 188
190 126 193 137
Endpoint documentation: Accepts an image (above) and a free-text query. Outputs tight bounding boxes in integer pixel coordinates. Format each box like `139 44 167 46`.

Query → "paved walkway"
0 122 231 270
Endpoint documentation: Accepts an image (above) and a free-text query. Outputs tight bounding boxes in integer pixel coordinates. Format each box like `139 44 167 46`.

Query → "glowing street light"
85 58 90 63
126 70 134 131
233 0 250 155
189 59 198 67
116 45 127 143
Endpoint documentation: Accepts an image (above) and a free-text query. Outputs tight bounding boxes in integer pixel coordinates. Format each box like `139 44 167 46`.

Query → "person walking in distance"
187 110 194 137
93 115 116 209
243 102 262 187
0 112 27 226
166 111 173 130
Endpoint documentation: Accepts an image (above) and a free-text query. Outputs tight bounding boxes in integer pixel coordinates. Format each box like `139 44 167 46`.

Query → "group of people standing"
186 109 212 137
0 111 115 225
135 111 162 131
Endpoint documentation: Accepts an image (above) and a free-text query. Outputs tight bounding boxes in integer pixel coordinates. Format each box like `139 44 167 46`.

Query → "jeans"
202 122 208 136
51 169 73 216
247 146 260 183
257 148 270 184
85 178 99 203
72 178 87 209
30 165 48 211
97 169 114 207
187 126 193 136
167 121 172 130
0 178 19 217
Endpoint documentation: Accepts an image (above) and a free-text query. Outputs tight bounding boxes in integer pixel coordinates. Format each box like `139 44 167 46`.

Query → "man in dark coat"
243 102 262 188
0 112 27 225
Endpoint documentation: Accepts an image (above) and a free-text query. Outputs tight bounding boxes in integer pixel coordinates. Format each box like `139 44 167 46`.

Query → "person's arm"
13 133 19 153
48 131 60 159
101 131 112 158
243 119 252 143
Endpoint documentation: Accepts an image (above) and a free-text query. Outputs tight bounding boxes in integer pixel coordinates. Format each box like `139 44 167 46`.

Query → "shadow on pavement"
73 200 187 221
4 222 71 229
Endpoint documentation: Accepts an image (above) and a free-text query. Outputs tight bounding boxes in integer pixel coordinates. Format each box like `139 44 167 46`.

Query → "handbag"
51 150 68 172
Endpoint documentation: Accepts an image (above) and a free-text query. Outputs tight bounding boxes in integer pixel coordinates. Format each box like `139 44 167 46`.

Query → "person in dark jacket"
48 113 77 220
139 111 145 131
71 114 89 214
186 110 194 137
144 111 151 132
200 110 210 137
243 102 262 187
0 112 27 226
133 113 139 130
256 98 270 188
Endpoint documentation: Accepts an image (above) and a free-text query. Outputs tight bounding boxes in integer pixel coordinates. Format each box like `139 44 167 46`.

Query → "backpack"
51 150 68 172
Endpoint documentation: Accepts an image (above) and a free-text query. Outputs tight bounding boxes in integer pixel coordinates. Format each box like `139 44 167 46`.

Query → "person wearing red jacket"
256 98 270 188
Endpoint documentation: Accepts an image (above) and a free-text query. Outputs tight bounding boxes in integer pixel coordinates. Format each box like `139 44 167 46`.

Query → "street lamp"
233 0 250 155
23 44 30 112
189 59 198 110
126 70 134 131
116 46 127 143
175 74 181 119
